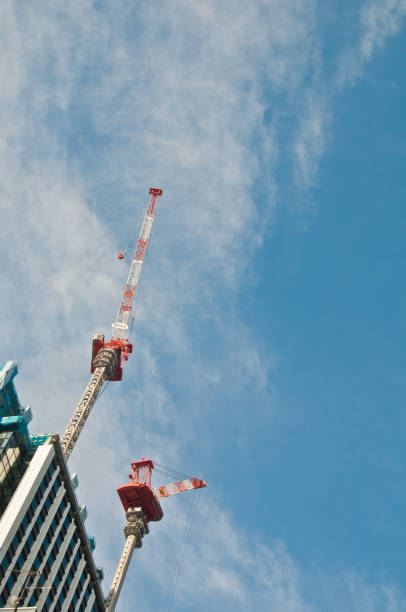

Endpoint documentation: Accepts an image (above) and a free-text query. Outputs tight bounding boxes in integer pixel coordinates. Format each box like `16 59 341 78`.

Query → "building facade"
0 362 105 611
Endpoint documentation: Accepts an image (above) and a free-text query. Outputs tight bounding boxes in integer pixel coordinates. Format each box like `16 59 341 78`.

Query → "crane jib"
91 188 163 380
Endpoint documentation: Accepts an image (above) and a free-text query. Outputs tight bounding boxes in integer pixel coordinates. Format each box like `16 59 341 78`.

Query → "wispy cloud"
293 0 406 189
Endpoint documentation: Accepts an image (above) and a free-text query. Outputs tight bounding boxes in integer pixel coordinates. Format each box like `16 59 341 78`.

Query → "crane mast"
60 188 163 460
105 459 206 612
104 507 149 612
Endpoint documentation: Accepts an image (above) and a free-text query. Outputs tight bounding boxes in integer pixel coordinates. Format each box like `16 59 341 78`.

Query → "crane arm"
111 188 162 343
153 477 207 499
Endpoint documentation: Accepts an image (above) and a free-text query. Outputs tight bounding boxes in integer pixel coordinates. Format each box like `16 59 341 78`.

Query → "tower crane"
105 458 207 612
60 188 163 460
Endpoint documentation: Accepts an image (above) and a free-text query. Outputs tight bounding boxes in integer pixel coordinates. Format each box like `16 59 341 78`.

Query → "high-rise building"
0 362 105 611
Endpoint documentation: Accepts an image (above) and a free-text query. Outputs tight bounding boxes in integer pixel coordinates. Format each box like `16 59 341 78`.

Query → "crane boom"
60 188 163 460
112 188 162 342
153 477 207 499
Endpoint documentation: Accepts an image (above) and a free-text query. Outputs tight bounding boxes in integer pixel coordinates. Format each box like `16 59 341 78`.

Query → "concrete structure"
0 362 104 611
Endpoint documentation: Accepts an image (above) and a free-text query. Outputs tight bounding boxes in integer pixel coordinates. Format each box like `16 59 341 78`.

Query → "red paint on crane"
117 483 164 522
117 458 206 523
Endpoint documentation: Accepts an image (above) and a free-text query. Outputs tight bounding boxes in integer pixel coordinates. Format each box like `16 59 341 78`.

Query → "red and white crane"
60 188 163 460
105 458 207 612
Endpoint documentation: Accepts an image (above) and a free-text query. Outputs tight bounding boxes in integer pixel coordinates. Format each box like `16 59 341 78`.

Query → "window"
50 459 56 476
16 552 24 570
6 571 15 590
29 594 37 607
2 582 10 603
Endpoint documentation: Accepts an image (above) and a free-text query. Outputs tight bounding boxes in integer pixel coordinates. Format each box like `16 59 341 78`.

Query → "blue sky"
1 1 406 610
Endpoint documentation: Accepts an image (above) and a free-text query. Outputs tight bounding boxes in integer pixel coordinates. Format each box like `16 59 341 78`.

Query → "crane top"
116 458 207 523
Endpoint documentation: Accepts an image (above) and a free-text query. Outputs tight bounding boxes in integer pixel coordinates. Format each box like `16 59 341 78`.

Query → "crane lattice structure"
60 188 163 460
104 458 207 612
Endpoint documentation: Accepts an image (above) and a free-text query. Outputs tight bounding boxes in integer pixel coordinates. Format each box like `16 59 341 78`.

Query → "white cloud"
293 0 406 189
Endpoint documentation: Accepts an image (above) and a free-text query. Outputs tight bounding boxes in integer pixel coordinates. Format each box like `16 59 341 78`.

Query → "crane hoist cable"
162 486 202 612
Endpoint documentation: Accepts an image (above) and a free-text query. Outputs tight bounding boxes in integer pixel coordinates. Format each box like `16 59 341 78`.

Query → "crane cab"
117 482 164 522
117 458 164 522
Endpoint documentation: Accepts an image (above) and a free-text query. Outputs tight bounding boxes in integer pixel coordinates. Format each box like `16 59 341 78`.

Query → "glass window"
7 571 15 589
2 583 10 602
16 552 24 570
